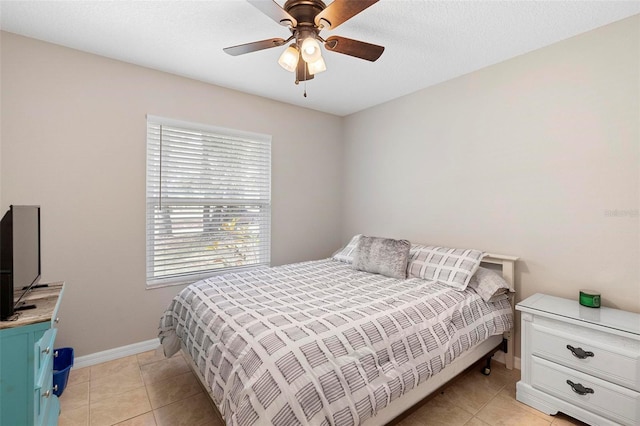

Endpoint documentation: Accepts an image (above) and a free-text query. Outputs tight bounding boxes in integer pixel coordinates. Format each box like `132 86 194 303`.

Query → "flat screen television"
0 205 42 320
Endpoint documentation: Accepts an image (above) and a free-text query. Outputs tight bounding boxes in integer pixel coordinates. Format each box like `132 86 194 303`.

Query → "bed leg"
505 334 515 370
481 355 492 376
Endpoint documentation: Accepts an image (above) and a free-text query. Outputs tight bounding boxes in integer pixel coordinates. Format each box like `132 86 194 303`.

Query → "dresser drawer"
38 392 59 426
34 351 55 426
531 356 640 426
530 317 640 391
34 327 57 382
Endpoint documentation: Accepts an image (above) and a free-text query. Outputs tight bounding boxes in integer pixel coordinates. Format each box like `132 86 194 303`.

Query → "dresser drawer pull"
42 346 50 355
566 345 594 359
566 380 594 396
43 384 58 398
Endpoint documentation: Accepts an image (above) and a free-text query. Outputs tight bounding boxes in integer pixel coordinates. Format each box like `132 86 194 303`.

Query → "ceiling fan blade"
223 38 287 56
296 52 314 82
247 0 297 27
324 36 384 62
314 0 378 30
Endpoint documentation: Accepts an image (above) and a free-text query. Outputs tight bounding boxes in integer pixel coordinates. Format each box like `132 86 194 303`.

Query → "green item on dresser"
579 289 601 308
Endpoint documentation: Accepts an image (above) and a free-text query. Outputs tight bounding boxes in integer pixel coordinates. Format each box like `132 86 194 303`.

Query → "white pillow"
407 245 484 290
332 234 362 264
468 267 511 302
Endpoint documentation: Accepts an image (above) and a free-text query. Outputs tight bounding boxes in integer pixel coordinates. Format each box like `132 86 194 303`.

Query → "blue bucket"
53 347 74 397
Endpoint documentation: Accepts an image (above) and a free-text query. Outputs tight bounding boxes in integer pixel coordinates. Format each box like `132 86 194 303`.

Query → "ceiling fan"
223 0 384 85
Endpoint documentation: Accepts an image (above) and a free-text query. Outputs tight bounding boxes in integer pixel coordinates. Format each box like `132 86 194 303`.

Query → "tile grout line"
88 366 93 426
133 352 200 425
136 353 156 426
132 354 159 426
476 380 507 418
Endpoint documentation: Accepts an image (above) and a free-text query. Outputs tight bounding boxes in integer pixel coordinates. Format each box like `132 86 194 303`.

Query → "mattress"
159 259 513 426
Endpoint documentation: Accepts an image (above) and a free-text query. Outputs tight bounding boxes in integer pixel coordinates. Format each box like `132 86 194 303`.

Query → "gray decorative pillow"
352 236 411 279
332 234 362 264
468 267 511 302
407 245 484 290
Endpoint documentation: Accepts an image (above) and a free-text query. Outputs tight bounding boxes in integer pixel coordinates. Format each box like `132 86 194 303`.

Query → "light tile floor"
58 351 587 426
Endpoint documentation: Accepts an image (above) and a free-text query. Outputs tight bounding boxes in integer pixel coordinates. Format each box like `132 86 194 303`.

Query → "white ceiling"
1 1 639 116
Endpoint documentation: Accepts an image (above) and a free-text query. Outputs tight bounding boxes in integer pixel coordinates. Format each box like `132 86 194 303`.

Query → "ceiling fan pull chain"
303 65 308 97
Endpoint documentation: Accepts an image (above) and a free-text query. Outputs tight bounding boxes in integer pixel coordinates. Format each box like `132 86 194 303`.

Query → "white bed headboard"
480 252 519 370
481 253 519 292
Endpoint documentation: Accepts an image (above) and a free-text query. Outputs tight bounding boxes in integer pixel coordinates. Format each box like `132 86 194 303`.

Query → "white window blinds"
146 115 271 286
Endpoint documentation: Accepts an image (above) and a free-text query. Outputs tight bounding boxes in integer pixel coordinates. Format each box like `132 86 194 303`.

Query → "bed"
159 241 518 426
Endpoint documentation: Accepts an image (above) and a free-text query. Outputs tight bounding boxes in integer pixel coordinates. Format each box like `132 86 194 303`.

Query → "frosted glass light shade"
278 45 299 72
307 57 326 75
301 37 322 63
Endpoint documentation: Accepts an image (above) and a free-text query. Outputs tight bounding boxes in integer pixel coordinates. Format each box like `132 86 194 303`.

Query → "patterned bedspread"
158 259 513 426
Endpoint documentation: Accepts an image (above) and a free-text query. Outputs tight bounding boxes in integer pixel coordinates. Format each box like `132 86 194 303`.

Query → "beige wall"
342 13 640 358
0 32 344 356
2 15 638 359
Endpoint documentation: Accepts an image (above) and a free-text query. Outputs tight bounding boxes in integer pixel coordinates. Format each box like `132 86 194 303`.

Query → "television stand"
1 282 64 426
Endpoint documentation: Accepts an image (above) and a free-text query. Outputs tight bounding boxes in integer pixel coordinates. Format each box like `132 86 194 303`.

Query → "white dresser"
516 293 640 426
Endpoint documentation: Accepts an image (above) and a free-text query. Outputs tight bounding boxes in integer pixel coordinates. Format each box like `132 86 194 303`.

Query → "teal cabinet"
0 283 64 426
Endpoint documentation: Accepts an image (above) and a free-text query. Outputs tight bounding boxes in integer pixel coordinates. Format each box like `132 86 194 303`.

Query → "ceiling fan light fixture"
307 56 326 75
278 44 299 72
225 0 385 87
301 36 322 63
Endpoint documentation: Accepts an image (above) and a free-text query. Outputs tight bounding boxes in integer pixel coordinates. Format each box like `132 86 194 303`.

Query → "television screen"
0 205 41 319
12 206 41 293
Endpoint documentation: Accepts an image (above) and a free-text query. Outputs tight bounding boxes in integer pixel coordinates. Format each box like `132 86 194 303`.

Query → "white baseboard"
493 350 522 370
74 338 161 369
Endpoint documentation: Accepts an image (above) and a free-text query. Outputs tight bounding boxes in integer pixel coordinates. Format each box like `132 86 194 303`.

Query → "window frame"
145 115 272 288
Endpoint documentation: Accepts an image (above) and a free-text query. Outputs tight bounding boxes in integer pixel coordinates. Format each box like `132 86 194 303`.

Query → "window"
146 115 271 287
